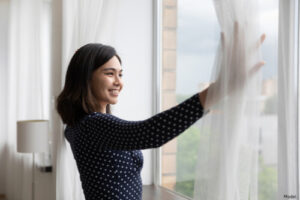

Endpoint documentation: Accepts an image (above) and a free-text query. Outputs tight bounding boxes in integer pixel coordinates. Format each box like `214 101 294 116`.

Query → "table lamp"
17 120 49 200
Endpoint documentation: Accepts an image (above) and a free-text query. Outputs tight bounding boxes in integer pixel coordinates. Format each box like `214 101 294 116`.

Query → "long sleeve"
72 93 204 151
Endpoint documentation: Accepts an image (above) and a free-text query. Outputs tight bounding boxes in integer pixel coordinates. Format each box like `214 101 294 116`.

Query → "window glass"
160 0 279 199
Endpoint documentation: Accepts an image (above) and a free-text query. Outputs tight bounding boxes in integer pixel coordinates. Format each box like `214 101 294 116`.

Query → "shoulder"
64 113 108 141
77 112 125 132
80 112 118 125
64 112 102 134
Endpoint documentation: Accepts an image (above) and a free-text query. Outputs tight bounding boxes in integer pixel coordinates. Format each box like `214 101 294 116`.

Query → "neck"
99 103 107 114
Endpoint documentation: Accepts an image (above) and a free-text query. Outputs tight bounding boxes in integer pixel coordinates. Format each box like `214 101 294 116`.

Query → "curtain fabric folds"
277 0 298 199
194 0 263 199
3 0 50 199
56 1 119 199
194 0 299 200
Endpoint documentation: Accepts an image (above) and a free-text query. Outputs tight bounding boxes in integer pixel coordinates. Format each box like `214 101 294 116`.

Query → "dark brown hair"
56 43 122 126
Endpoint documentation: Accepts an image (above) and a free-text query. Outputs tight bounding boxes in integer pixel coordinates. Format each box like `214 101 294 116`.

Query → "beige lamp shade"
17 120 49 153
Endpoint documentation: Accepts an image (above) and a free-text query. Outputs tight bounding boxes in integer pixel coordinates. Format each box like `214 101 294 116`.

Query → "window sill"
142 185 190 200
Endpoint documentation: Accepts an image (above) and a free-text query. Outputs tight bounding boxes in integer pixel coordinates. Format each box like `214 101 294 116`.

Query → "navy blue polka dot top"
64 93 204 200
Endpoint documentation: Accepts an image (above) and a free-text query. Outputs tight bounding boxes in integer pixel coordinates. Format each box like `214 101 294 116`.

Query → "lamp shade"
17 120 49 153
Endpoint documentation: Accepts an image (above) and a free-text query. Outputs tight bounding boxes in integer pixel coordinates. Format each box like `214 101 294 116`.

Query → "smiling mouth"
108 89 119 96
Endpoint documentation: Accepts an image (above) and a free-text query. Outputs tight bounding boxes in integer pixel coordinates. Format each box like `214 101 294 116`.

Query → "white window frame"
297 0 300 195
298 0 300 193
153 0 300 199
152 0 163 186
278 0 300 198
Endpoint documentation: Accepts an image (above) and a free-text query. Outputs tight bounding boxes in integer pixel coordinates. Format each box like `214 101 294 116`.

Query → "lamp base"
39 166 52 172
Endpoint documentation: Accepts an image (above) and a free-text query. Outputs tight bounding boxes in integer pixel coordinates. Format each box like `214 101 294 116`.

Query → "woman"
57 36 264 199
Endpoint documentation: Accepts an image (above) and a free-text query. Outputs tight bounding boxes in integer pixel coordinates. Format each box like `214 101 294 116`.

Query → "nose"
113 74 122 86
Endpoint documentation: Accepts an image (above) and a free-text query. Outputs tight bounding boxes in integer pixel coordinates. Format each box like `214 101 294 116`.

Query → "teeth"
112 90 118 95
109 90 119 95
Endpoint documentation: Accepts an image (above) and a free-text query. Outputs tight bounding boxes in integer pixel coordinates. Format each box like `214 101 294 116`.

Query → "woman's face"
90 56 123 112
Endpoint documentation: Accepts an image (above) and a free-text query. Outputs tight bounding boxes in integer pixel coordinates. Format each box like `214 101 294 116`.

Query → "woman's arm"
198 86 209 109
198 83 220 110
76 93 204 151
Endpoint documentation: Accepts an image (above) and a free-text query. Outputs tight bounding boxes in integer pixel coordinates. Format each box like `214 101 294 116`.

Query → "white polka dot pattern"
64 93 204 200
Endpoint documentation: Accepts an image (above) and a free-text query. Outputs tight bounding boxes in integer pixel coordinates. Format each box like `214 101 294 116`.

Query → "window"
158 0 281 199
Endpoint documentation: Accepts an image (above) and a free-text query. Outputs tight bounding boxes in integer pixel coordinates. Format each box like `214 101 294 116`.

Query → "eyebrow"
103 68 123 72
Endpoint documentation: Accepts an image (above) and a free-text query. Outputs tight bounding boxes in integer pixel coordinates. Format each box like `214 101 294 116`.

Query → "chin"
109 99 118 104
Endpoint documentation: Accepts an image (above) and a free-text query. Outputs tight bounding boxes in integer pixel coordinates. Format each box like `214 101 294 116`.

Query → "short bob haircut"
56 43 122 126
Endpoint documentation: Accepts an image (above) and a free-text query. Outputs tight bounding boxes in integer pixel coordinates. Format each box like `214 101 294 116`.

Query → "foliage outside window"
160 0 279 199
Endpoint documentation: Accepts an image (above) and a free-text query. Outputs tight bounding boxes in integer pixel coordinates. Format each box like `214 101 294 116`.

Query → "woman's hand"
199 22 266 110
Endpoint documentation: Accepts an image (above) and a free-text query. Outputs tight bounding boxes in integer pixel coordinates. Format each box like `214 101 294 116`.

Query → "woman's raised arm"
70 93 205 151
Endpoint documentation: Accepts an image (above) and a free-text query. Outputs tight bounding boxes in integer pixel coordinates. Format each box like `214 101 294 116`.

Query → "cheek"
91 79 106 96
95 78 115 97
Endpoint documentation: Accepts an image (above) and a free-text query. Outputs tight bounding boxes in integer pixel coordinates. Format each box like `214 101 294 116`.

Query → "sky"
175 0 279 95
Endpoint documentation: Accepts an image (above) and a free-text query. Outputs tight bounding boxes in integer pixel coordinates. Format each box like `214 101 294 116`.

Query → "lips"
108 89 119 96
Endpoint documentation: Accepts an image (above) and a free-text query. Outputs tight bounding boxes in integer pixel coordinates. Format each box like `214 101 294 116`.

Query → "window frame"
277 0 300 198
152 0 163 186
297 0 300 195
153 0 300 199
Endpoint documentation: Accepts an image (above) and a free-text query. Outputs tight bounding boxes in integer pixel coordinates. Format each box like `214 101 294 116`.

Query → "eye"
105 72 113 76
119 74 123 77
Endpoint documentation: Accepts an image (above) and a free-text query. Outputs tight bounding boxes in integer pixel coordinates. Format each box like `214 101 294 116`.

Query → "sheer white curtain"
193 0 263 199
193 0 299 199
0 0 10 194
56 1 120 199
1 0 50 199
277 0 298 198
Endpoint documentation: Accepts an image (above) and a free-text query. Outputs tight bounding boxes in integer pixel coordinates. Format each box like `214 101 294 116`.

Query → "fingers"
233 21 240 50
260 33 266 44
221 21 239 47
221 32 225 50
249 61 265 77
234 21 239 38
221 21 241 50
248 33 266 54
255 33 266 49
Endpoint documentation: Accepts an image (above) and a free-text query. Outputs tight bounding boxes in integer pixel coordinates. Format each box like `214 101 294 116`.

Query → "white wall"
112 0 154 185
0 0 155 198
